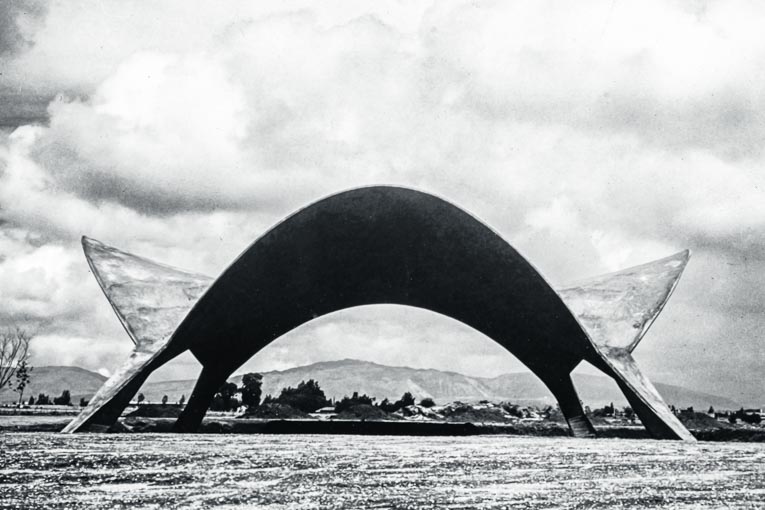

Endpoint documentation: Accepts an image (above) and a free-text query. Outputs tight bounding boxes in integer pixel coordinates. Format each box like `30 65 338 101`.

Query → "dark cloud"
0 2 50 128
29 132 281 217
0 1 47 57
0 89 51 127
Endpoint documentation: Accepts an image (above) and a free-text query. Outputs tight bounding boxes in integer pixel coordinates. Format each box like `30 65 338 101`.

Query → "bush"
335 392 375 413
744 414 762 424
737 410 762 425
210 395 241 412
336 404 392 421
379 392 416 413
419 398 436 408
379 398 396 413
244 403 309 419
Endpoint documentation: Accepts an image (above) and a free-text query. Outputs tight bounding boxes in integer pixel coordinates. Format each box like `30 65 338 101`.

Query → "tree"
210 381 241 412
27 395 35 405
36 393 51 405
379 393 416 413
79 397 88 407
179 394 186 406
137 393 145 405
209 382 238 411
53 390 71 406
240 373 263 410
0 327 31 391
162 395 168 406
708 406 715 415
14 360 31 406
275 379 330 413
397 392 415 409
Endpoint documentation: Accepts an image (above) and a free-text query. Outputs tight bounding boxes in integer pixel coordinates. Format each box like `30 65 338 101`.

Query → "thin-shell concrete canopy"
64 186 694 441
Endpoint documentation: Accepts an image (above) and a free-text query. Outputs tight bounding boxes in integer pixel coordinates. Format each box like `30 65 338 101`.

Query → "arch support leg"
173 365 229 432
63 348 172 433
546 374 596 438
588 349 695 441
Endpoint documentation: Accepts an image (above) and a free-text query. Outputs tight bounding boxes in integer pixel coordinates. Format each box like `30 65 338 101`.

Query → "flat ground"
2 433 764 509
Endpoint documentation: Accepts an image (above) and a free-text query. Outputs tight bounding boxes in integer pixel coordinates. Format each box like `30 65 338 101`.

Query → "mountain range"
0 366 108 403
1 359 742 411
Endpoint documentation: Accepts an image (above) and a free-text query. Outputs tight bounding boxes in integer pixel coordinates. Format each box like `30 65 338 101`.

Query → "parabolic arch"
63 186 694 441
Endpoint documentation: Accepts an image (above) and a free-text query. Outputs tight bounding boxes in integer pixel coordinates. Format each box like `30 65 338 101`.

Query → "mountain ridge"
0 359 743 410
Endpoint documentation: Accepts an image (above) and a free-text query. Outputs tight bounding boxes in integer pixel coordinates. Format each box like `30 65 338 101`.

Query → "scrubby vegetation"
379 392 416 413
419 398 436 408
246 403 309 419
7 370 762 443
53 390 71 406
262 379 330 413
334 392 375 413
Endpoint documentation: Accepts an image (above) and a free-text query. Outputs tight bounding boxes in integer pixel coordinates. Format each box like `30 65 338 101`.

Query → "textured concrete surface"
61 239 213 433
82 237 213 352
557 251 690 353
558 250 695 441
65 186 694 440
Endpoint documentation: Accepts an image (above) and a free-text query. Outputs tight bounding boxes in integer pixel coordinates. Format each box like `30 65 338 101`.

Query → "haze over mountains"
2 359 742 410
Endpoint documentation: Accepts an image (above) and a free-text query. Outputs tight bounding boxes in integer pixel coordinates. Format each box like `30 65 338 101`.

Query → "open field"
1 433 764 509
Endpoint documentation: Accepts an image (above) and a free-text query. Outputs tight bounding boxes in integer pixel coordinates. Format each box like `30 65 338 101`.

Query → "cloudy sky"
0 1 763 405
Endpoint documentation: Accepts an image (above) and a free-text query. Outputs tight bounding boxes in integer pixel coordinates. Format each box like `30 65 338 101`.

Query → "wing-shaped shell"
557 250 690 353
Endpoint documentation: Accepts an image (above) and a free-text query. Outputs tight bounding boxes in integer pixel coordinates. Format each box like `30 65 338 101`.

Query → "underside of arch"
63 186 694 441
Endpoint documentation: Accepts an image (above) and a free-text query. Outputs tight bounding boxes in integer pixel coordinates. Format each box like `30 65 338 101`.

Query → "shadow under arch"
63 186 693 441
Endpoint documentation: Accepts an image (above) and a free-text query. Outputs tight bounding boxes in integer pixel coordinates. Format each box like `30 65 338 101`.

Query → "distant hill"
4 360 742 411
0 366 107 404
138 359 741 411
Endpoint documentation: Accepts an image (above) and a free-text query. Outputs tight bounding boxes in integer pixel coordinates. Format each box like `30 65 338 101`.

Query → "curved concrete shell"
64 186 694 440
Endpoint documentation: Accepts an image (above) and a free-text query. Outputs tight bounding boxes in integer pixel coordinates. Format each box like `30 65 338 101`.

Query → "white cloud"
0 0 764 404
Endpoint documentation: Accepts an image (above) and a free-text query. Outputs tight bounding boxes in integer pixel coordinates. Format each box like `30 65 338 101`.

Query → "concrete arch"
64 186 693 440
